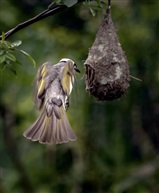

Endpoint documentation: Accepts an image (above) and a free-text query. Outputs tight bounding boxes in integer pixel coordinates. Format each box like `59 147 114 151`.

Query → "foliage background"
0 0 159 193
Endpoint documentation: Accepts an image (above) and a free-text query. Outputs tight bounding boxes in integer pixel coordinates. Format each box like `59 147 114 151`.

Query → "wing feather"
60 62 75 96
34 62 52 110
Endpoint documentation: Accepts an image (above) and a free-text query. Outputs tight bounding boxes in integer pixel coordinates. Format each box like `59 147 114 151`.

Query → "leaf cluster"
83 0 107 16
0 33 36 75
53 0 106 15
53 0 78 7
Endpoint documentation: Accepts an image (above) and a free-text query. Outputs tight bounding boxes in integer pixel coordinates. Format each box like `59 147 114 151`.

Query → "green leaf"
1 32 5 42
11 40 22 48
0 55 6 64
54 0 63 5
4 62 17 75
63 0 77 7
19 49 36 67
6 53 16 62
90 8 96 17
48 2 56 9
3 41 12 49
7 65 17 75
0 50 5 55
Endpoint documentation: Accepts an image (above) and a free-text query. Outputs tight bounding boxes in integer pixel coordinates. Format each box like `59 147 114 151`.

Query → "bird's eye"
74 63 80 73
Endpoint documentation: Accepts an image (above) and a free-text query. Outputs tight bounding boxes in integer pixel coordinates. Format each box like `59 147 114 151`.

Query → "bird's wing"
60 63 74 96
34 62 53 110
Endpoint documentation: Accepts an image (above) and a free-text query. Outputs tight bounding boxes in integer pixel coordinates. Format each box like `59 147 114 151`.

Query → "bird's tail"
23 107 77 144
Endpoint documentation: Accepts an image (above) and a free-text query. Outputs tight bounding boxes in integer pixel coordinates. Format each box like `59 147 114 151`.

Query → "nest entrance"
84 9 130 101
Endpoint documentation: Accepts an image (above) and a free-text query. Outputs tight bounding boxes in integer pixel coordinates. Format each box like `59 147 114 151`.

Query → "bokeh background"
0 0 159 193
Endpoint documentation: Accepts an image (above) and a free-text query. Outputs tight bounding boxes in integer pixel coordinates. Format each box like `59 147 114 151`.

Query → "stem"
108 0 111 9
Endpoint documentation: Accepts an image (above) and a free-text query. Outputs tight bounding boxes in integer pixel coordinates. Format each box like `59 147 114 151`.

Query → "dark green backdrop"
1 1 159 193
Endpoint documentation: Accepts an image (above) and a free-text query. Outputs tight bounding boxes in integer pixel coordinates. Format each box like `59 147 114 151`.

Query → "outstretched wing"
60 62 75 97
34 62 52 110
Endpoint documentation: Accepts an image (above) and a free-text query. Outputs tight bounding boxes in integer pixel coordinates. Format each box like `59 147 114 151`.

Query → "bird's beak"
75 68 80 73
74 64 80 73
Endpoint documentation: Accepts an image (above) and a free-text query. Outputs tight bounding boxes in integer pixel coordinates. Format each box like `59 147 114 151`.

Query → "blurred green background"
0 0 159 193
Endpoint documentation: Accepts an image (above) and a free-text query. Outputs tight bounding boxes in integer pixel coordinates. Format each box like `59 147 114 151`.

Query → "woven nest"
84 9 130 101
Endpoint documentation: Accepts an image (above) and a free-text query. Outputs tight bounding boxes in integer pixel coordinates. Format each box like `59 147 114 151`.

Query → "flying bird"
23 58 80 144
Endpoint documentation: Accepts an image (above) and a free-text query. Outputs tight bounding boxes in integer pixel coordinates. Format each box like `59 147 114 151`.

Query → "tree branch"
1 0 86 40
2 5 66 40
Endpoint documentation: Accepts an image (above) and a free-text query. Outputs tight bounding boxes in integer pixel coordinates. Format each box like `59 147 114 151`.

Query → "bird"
23 58 80 144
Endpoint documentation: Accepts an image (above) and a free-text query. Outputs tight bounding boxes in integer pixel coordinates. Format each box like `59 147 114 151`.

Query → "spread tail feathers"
23 108 77 144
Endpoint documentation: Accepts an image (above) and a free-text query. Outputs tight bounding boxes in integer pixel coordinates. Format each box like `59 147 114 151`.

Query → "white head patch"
60 58 74 64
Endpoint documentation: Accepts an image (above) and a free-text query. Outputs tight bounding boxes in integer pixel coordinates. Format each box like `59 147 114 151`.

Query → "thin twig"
130 75 142 82
3 5 66 40
1 0 86 40
108 0 111 9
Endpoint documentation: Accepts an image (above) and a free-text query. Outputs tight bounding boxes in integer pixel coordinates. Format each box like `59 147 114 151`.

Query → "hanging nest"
84 9 130 101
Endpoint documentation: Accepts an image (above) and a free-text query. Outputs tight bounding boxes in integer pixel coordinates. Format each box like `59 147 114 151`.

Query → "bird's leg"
65 97 69 111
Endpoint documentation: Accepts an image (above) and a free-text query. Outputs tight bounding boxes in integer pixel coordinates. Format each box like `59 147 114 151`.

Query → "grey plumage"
23 58 80 144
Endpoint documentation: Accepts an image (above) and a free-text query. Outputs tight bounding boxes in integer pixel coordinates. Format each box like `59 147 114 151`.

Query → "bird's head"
59 58 80 73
